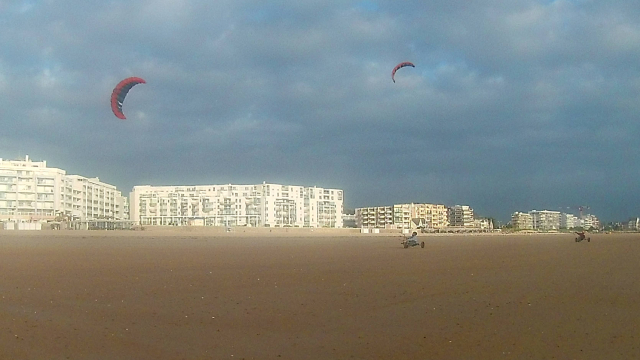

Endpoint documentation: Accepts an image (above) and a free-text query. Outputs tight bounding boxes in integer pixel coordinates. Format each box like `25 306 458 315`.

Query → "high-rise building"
0 156 128 222
130 183 343 228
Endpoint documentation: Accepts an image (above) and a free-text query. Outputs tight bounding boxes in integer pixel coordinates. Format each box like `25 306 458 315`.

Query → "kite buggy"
401 231 425 249
575 231 590 242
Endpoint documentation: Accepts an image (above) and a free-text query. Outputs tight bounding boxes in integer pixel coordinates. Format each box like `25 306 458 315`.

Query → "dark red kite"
110 77 146 119
391 62 415 83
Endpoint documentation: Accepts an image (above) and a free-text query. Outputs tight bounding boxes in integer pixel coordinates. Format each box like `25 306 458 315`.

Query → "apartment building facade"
0 156 128 222
448 205 475 227
130 183 344 228
511 212 533 229
355 206 394 228
529 210 561 230
561 213 579 229
513 210 600 230
355 203 449 229
580 214 600 230
393 203 449 229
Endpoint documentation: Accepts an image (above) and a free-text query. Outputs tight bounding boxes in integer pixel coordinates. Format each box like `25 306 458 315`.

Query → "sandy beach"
1 230 639 359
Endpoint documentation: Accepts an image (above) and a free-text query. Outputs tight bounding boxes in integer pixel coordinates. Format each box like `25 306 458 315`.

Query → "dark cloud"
1 0 640 222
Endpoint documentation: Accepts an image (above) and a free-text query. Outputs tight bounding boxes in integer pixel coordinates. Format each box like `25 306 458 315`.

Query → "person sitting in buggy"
404 232 419 246
575 231 590 242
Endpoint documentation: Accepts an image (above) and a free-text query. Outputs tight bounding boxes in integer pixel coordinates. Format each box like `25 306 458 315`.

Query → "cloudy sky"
1 0 639 222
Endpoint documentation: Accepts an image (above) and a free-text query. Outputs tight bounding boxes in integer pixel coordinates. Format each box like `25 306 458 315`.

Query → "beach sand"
1 230 639 359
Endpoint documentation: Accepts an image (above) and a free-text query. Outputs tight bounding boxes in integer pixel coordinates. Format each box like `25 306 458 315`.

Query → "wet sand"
1 231 639 359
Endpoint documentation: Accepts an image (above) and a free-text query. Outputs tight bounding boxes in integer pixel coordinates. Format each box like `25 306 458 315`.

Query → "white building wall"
579 214 600 230
130 183 343 228
561 213 578 229
0 156 128 222
0 156 66 221
530 210 561 230
66 175 128 221
511 212 533 229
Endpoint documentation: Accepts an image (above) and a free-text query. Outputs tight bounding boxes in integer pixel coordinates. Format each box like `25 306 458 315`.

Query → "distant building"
473 218 494 230
448 205 474 227
530 210 561 231
355 203 449 229
513 210 600 231
394 203 449 230
561 213 579 229
0 156 128 222
624 218 639 231
580 214 600 230
130 183 343 228
355 206 393 228
341 214 356 228
511 212 533 230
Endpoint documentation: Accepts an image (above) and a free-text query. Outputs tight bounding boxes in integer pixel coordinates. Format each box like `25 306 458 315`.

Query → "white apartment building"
511 212 533 229
355 206 394 228
448 205 475 227
130 183 344 228
580 214 600 230
393 203 449 229
513 211 599 231
65 175 129 221
561 213 579 229
530 210 561 231
0 156 128 222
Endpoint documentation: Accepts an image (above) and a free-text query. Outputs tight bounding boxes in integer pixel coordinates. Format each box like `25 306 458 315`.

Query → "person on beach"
403 231 419 246
575 231 586 241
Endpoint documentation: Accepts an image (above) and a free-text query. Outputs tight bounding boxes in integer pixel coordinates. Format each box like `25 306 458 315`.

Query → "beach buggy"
402 232 425 249
575 231 590 242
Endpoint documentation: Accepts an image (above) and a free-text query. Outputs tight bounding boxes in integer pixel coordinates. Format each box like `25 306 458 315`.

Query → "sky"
1 0 639 222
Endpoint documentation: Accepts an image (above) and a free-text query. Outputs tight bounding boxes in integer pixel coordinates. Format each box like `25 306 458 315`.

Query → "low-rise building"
473 218 494 230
